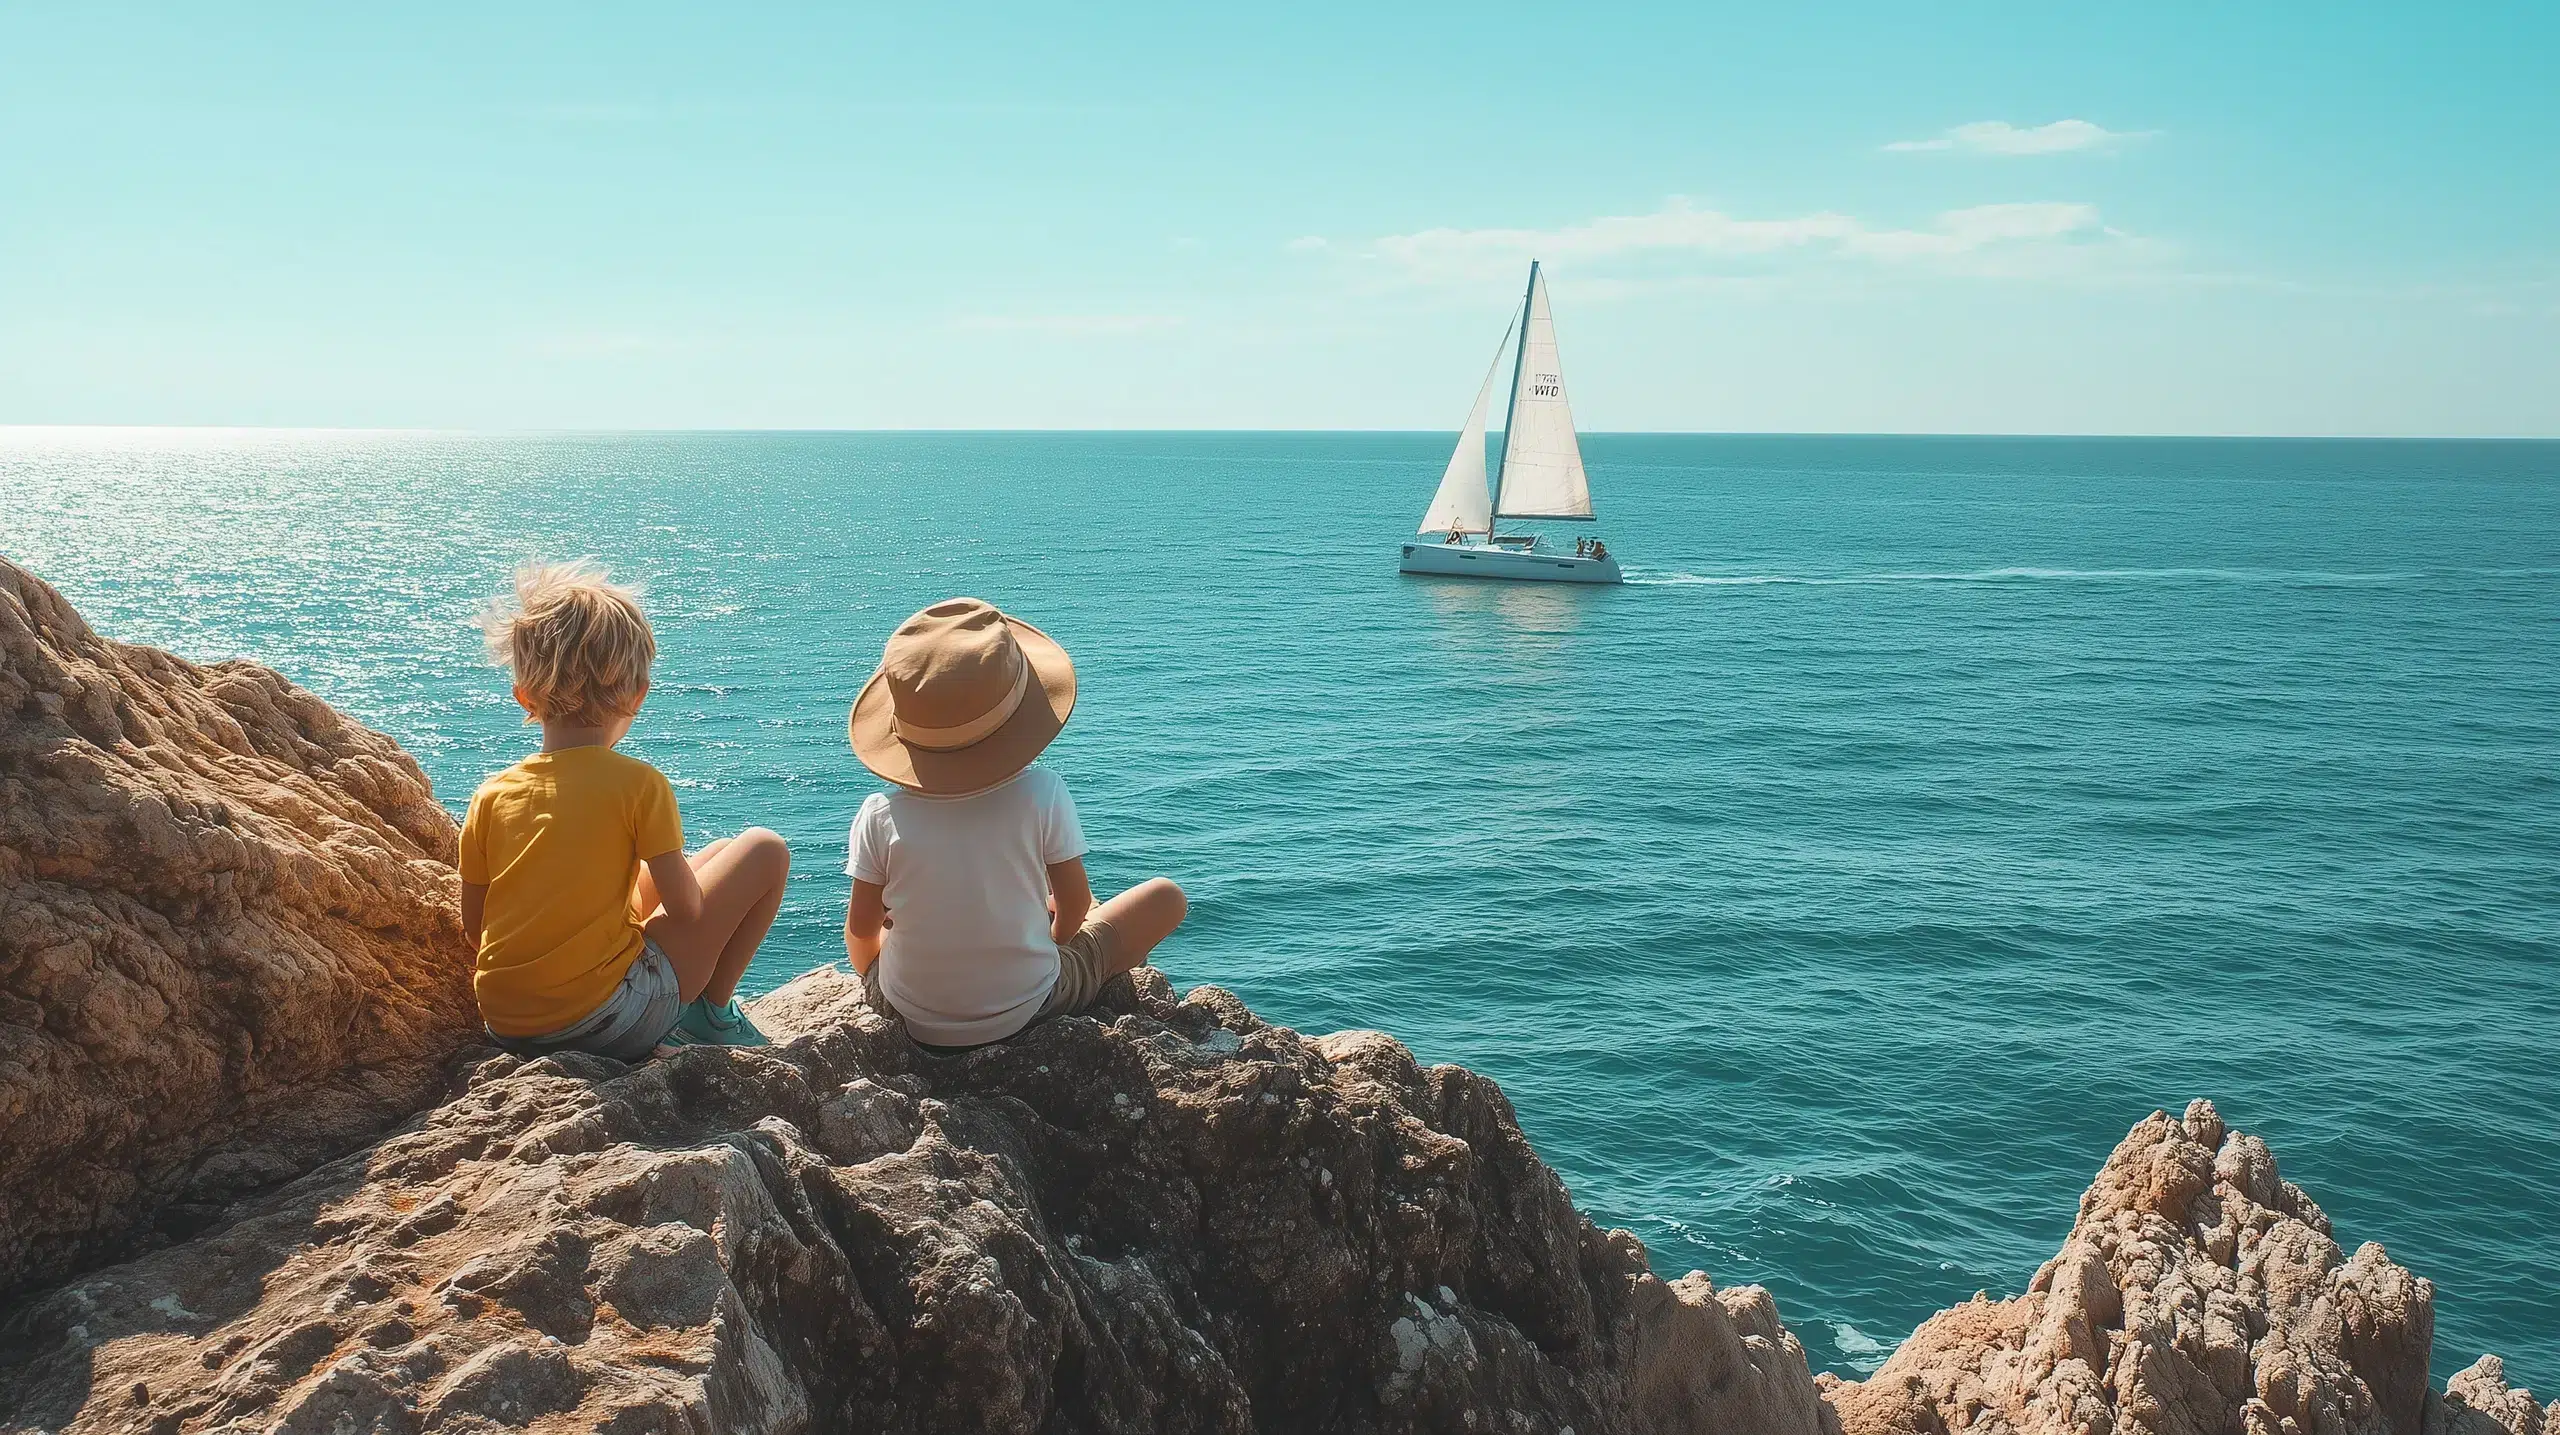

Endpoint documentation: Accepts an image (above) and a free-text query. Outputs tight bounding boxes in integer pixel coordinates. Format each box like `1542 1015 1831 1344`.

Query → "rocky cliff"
1 557 2550 1435
0 558 477 1300
0 967 1831 1434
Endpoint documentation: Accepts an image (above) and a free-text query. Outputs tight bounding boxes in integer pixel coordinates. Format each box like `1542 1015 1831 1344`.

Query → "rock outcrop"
0 967 1830 1434
1816 1099 2531 1435
0 557 477 1298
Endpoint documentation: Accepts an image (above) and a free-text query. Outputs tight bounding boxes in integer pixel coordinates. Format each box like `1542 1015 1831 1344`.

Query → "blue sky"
2 3 2553 434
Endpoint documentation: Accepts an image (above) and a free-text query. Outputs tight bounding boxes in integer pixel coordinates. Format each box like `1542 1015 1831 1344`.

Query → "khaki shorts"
860 917 1123 1048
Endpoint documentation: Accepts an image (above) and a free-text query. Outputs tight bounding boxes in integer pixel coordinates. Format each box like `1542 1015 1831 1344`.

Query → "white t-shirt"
843 765 1089 1045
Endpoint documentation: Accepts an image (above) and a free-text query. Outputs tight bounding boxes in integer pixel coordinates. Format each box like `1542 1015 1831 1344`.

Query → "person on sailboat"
1447 523 1465 546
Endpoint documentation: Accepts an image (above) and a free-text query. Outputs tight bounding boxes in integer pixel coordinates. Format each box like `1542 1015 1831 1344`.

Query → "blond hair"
480 559 656 727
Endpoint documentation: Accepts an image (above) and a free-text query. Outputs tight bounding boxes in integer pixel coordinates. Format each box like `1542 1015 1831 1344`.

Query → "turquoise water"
8 430 2557 1387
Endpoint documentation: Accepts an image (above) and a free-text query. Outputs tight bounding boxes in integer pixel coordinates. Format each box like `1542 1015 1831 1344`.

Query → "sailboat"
1399 260 1622 584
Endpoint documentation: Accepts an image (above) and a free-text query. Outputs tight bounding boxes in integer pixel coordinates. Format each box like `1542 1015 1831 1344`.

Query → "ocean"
7 429 2556 1387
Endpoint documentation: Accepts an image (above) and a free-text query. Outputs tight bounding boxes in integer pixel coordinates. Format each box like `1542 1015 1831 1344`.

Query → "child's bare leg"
1090 877 1187 977
645 828 790 1005
632 838 734 922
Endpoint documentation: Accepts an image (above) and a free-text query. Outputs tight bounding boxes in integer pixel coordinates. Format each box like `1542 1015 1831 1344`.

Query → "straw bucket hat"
850 598 1076 795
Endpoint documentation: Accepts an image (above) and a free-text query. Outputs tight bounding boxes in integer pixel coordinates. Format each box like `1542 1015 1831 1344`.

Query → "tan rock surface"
0 556 477 1298
0 968 1832 1434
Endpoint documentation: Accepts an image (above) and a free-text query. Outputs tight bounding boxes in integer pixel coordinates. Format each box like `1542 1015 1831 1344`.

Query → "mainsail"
1417 317 1515 536
1491 265 1594 521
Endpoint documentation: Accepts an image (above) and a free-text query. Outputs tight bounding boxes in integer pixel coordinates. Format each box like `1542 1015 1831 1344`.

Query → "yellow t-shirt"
459 745 684 1037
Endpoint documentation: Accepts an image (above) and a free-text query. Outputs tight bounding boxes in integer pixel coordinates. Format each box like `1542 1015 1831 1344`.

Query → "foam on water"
1833 1324 1890 1366
1629 565 2439 586
8 431 2556 1386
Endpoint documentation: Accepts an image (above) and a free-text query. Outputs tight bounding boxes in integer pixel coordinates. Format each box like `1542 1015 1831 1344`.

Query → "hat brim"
849 616 1076 796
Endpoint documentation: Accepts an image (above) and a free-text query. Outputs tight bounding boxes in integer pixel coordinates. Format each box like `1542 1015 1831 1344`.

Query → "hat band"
892 659 1029 752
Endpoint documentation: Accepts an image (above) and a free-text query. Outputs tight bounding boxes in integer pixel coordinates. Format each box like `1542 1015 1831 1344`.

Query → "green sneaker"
654 997 770 1055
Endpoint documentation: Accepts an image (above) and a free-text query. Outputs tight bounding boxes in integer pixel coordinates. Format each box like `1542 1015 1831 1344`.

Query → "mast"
1488 260 1539 544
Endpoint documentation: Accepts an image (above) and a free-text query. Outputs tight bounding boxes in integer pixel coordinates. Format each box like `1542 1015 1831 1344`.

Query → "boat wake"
1621 565 2474 588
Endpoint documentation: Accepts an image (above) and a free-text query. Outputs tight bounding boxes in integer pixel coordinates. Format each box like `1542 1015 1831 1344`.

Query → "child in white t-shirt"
840 598 1187 1047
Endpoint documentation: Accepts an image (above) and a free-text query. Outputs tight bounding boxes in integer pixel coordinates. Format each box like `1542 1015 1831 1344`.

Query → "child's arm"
631 861 661 924
1046 857 1092 944
844 879 888 974
644 849 705 925
458 789 489 950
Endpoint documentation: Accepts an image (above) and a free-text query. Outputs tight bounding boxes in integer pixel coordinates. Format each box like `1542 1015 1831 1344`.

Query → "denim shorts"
487 937 685 1064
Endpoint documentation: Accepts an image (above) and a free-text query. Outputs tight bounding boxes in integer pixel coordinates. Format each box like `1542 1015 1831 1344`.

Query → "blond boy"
461 560 790 1059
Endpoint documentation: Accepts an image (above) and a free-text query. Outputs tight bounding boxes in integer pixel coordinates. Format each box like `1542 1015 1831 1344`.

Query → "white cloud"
1377 205 1864 273
954 314 1184 335
1843 201 2105 257
1368 198 2131 285
1286 235 1330 252
1884 119 2150 155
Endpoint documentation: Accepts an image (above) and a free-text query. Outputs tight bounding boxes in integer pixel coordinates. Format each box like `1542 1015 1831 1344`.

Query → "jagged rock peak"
1817 1097 2550 1435
2438 1358 2560 1435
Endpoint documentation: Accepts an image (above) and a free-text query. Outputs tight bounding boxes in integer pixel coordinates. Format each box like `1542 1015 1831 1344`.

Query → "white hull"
1398 540 1623 584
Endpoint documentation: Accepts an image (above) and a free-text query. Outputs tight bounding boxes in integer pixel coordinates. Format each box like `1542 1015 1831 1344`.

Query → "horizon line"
4 424 2556 444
